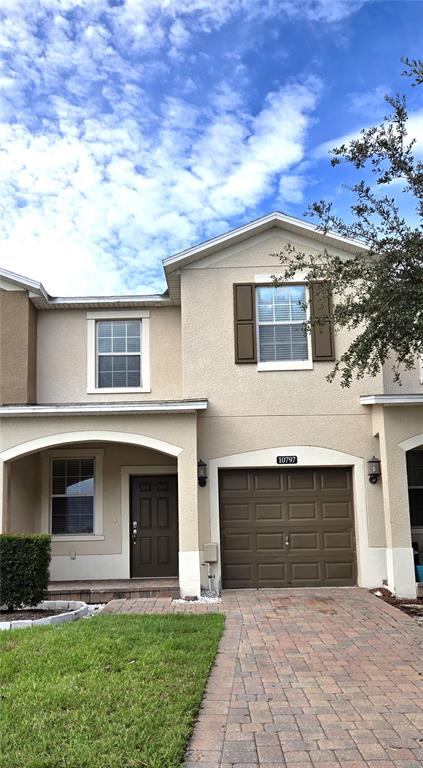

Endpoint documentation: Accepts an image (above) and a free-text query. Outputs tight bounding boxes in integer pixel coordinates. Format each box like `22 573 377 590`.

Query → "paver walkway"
103 588 423 767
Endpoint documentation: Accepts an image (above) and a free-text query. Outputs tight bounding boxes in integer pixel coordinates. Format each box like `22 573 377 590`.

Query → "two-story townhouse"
1 212 422 599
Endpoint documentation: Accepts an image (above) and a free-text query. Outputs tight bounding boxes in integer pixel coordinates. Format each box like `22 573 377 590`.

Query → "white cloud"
0 0 365 295
314 108 423 161
0 79 321 295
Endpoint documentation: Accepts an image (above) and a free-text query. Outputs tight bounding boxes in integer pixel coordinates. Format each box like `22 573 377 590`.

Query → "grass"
0 612 224 768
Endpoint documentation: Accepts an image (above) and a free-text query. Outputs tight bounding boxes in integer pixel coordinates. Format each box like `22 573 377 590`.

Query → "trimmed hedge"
0 534 51 611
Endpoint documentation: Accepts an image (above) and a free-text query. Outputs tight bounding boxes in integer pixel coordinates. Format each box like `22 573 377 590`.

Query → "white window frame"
86 310 150 394
41 448 104 541
254 275 313 371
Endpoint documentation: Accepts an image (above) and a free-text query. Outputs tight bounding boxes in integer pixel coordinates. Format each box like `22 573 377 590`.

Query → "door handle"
284 534 289 547
132 521 138 543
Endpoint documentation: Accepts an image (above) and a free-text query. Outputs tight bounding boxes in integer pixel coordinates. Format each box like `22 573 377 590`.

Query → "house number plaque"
276 455 298 465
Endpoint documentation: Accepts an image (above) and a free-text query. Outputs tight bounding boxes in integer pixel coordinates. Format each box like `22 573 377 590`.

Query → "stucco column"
0 459 10 533
374 407 416 598
177 448 201 597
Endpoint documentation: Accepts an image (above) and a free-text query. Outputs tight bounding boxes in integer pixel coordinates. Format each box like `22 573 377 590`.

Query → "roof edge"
163 211 368 273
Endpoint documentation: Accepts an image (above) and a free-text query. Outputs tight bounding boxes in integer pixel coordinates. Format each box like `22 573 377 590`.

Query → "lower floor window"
51 458 95 534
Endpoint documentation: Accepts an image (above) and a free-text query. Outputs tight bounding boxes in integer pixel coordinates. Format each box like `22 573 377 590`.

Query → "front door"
130 475 178 577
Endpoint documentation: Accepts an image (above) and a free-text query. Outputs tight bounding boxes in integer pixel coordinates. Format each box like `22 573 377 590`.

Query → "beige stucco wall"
382 355 422 394
0 289 37 405
36 306 183 403
372 405 423 548
9 452 41 533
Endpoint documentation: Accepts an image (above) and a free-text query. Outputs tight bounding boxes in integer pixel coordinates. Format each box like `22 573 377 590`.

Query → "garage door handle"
285 534 290 547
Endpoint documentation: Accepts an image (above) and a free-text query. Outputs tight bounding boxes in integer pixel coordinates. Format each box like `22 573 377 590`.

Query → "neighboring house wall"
0 289 37 405
36 306 183 403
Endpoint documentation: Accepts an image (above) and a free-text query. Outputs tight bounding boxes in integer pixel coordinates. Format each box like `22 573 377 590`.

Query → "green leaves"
273 58 423 387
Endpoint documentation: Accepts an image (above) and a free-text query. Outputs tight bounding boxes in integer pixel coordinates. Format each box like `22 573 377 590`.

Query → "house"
0 212 422 599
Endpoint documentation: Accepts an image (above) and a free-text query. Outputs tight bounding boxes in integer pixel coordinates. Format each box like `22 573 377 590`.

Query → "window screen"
257 285 308 362
96 320 141 388
51 458 95 535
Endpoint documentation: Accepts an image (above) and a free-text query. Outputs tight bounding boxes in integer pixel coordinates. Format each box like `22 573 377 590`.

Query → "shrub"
0 534 51 611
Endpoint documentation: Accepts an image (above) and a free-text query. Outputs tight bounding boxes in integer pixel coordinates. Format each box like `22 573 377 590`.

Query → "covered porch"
0 404 207 598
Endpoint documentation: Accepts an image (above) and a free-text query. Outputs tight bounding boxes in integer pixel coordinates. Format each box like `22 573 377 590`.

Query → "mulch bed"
370 587 423 620
0 609 65 621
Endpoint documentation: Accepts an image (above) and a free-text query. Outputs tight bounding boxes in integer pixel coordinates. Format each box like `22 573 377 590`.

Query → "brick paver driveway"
104 588 423 767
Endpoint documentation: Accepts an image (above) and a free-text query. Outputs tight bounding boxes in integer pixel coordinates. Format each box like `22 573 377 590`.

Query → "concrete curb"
0 600 89 630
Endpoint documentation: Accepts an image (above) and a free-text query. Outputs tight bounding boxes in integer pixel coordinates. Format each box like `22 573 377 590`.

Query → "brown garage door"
219 467 356 588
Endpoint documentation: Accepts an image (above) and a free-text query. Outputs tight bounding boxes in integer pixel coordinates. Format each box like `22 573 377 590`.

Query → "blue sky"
0 0 421 296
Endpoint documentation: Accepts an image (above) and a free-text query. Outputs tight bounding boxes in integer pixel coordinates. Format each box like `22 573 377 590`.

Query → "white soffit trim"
163 211 368 273
360 394 423 406
0 400 208 417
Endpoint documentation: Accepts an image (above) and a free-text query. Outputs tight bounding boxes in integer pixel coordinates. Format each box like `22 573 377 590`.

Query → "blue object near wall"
415 564 423 583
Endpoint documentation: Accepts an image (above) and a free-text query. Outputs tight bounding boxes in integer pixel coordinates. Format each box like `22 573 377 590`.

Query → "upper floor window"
256 285 310 368
86 310 150 394
96 320 141 389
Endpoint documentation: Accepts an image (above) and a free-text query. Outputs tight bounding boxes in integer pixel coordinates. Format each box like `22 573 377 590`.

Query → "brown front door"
130 475 178 577
220 467 356 589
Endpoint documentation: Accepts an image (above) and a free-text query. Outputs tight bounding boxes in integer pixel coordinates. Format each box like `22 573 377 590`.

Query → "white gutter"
0 400 208 417
360 394 423 406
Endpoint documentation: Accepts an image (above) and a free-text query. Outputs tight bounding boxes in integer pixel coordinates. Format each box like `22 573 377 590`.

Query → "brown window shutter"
310 282 335 362
233 284 257 363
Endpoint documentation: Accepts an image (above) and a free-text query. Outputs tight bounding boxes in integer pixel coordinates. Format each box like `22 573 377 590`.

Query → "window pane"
97 321 112 337
51 459 95 534
409 489 423 527
259 323 308 362
290 285 307 321
407 450 423 487
112 335 126 353
127 335 140 352
126 321 140 337
52 497 94 535
257 287 275 322
112 322 126 337
96 320 141 388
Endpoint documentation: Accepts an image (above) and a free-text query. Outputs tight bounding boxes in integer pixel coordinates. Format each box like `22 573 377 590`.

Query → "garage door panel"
289 531 319 551
322 501 352 520
287 471 316 490
290 561 321 583
223 562 254 586
323 530 354 550
255 503 283 520
221 503 250 522
254 470 284 491
288 502 318 520
223 532 252 551
257 562 286 583
256 532 284 550
320 468 350 490
219 468 356 589
221 471 249 492
324 561 355 582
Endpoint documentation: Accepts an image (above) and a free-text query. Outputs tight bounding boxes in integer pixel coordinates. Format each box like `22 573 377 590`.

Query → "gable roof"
163 211 367 300
1 212 368 308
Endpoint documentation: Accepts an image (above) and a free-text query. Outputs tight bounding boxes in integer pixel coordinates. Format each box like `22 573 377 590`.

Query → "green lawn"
0 612 224 768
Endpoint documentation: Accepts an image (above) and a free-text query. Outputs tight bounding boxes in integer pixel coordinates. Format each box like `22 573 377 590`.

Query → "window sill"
86 387 151 394
51 535 105 542
257 361 313 372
